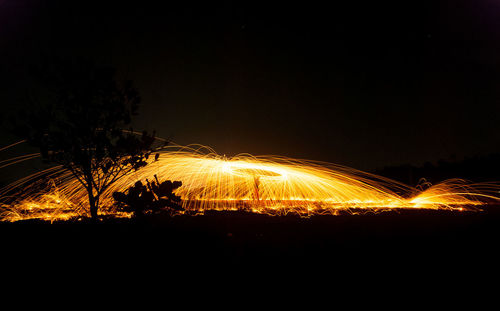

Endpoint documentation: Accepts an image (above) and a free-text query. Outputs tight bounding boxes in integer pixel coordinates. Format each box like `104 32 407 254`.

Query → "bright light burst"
1 144 499 222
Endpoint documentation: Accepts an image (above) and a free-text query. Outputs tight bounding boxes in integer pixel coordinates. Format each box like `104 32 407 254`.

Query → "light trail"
1 144 499 222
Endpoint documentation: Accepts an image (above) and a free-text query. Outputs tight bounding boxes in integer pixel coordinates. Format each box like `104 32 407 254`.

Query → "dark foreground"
2 207 500 289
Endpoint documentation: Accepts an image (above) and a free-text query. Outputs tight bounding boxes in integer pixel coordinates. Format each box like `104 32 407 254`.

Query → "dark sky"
1 0 500 171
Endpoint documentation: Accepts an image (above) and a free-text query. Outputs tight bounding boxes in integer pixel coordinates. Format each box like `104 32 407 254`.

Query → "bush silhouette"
113 175 183 217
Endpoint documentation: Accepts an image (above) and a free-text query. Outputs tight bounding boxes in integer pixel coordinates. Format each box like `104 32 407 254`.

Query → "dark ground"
2 207 500 287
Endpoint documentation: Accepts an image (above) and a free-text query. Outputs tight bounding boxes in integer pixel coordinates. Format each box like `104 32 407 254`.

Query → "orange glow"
1 144 499 222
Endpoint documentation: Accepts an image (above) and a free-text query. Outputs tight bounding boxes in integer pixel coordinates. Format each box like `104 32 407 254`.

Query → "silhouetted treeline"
374 154 500 186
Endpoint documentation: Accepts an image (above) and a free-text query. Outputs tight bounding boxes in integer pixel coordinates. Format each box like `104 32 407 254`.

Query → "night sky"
1 0 500 171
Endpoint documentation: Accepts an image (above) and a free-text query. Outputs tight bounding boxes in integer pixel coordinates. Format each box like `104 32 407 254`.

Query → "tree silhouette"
13 58 160 219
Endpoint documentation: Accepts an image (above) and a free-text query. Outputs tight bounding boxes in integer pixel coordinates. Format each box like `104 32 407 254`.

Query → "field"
2 208 499 272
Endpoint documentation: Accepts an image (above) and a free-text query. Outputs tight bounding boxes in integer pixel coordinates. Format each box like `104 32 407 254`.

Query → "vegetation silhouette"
374 153 500 186
11 58 161 220
112 175 183 218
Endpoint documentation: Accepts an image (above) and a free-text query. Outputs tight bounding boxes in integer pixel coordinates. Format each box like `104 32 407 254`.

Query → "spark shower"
1 143 499 222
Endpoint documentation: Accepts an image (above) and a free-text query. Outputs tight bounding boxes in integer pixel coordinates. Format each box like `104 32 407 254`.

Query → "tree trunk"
88 185 98 220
